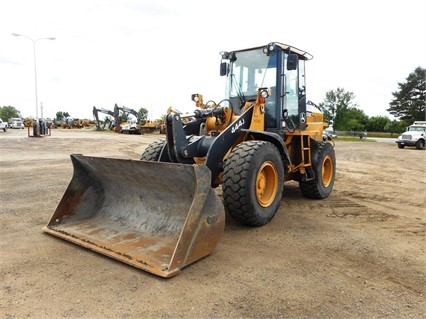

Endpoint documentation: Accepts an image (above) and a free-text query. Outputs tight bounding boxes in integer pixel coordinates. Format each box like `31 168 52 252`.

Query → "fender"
242 129 292 167
205 106 292 185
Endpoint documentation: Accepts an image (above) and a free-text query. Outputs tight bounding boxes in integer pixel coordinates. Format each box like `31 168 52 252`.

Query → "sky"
0 0 425 121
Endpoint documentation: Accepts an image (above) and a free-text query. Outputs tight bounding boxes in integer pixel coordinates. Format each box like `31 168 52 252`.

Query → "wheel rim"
256 161 279 207
321 155 334 188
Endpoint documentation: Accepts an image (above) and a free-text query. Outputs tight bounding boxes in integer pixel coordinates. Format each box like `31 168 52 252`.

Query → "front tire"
140 139 169 161
415 140 425 150
300 141 336 199
222 141 284 226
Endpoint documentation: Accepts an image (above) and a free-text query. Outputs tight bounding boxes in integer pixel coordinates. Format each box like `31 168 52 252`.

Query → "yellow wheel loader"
43 42 336 278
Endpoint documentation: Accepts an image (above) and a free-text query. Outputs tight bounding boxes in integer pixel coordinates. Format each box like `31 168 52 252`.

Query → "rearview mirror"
287 53 298 71
220 62 229 76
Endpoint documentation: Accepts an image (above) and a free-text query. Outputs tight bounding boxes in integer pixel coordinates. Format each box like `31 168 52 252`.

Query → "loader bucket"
43 154 225 278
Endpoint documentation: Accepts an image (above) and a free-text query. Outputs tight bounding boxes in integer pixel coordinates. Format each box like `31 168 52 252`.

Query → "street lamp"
11 33 55 121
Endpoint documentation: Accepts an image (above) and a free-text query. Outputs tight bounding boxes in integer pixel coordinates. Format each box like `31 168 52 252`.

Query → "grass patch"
334 136 376 142
367 132 400 138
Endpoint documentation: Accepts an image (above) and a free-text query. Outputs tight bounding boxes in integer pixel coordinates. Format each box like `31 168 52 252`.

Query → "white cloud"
0 0 425 120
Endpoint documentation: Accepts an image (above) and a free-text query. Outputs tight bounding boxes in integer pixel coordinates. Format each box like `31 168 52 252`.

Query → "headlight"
260 89 269 98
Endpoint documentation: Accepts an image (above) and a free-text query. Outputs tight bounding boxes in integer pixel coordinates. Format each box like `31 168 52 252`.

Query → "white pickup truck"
395 121 426 150
0 118 8 132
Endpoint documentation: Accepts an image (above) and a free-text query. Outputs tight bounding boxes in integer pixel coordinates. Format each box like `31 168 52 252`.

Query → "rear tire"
222 141 284 226
140 139 168 161
300 141 336 199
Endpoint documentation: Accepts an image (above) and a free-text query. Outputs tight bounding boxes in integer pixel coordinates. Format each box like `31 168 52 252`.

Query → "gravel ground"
0 128 425 319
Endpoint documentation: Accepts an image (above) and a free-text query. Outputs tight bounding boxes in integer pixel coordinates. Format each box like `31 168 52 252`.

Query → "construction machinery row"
93 104 163 134
43 42 336 278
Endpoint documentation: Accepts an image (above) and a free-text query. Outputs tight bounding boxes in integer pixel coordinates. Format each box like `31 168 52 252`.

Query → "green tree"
138 107 148 120
387 67 425 122
0 106 20 120
366 116 391 132
138 107 149 125
384 120 405 136
318 88 363 131
55 111 70 120
340 107 368 131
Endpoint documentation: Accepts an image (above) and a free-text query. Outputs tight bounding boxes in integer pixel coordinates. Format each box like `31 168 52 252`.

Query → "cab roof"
234 42 313 60
274 42 313 60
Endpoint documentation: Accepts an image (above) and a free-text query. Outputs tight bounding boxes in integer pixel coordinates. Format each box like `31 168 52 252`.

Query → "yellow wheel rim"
256 161 279 207
321 154 334 188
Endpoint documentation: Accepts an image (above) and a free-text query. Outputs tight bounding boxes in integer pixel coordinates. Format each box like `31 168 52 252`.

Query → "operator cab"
220 42 313 135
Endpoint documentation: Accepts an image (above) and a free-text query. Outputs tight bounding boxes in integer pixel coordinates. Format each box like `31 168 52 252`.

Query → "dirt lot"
0 128 424 319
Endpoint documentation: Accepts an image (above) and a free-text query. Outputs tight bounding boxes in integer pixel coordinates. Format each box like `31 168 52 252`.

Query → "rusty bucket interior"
43 154 225 278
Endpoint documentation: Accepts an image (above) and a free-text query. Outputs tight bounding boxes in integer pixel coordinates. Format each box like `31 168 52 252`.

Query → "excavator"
117 105 143 134
92 104 121 132
118 106 164 134
43 42 336 278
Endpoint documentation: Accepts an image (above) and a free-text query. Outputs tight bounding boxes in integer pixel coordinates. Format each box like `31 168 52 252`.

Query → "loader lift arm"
164 91 292 186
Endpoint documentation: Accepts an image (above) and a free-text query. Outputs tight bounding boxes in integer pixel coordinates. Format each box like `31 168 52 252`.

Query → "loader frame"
43 42 335 278
160 42 325 186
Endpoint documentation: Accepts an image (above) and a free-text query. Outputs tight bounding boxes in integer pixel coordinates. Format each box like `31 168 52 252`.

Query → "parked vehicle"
8 117 24 129
349 130 367 139
396 121 426 150
323 131 337 140
0 118 8 132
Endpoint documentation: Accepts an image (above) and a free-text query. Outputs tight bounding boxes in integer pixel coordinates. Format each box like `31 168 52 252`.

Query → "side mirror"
287 53 298 71
220 62 229 76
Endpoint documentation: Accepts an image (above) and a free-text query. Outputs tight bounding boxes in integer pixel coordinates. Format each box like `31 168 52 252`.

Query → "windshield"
409 126 426 132
226 48 277 111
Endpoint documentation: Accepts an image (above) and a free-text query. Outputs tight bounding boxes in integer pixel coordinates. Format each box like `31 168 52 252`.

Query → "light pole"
11 33 55 121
